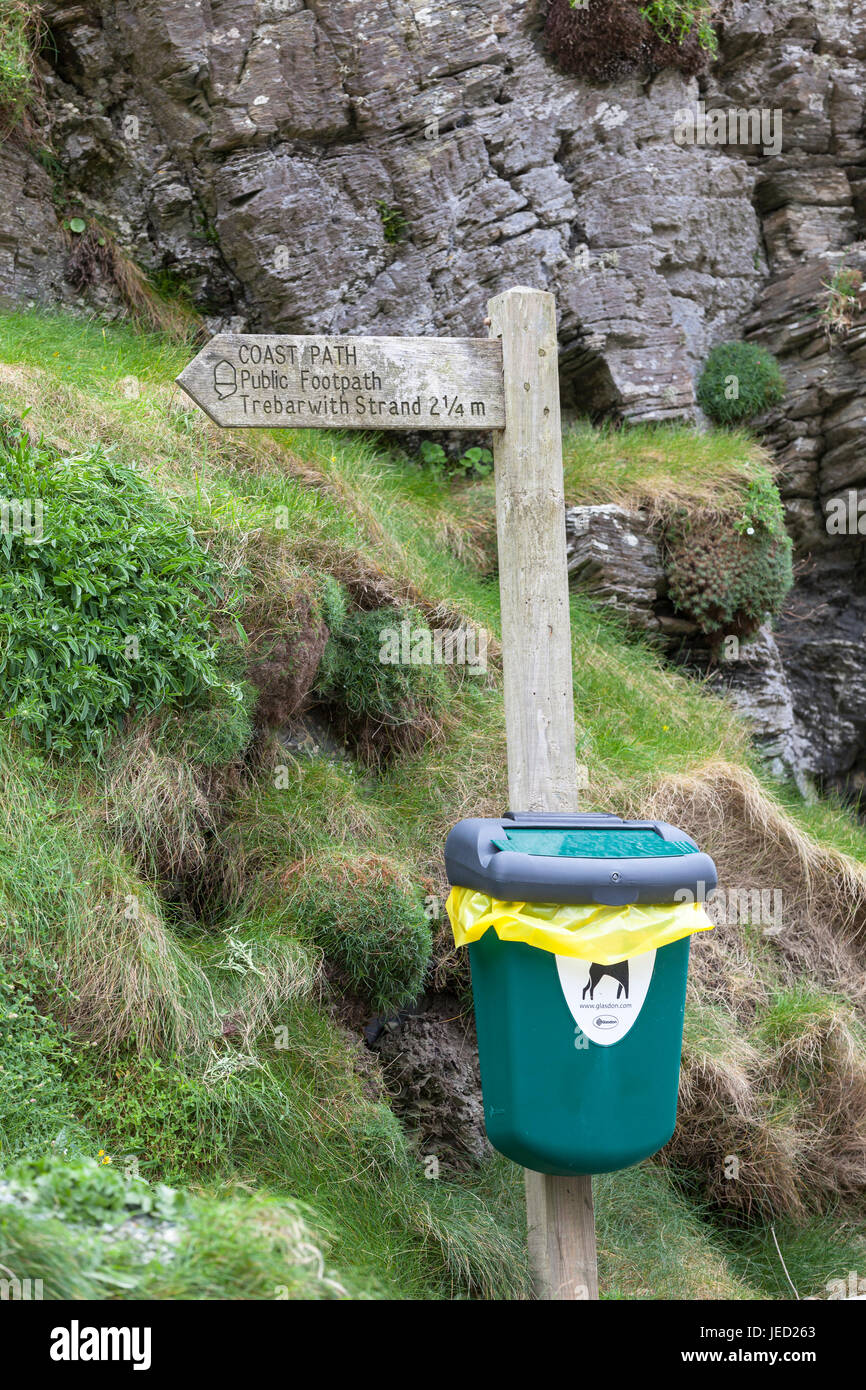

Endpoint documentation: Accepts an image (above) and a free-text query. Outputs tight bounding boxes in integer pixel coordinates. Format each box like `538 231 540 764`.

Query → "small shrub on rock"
665 471 793 640
697 342 786 425
544 0 711 82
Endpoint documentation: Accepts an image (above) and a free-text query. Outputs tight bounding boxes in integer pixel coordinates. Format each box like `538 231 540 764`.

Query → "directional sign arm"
176 333 506 431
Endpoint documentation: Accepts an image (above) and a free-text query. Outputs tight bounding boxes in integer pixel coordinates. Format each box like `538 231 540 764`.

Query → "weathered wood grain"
176 333 505 430
487 285 599 1304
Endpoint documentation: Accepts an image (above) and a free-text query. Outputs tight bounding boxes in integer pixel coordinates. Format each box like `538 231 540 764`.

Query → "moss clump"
665 473 793 639
315 593 449 762
544 0 710 82
697 342 786 425
283 853 431 1014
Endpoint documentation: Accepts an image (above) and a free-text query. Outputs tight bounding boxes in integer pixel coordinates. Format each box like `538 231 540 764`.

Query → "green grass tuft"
279 851 432 1013
697 342 786 425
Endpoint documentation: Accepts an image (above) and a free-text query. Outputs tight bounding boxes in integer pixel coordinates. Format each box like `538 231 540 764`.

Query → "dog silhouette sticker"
582 959 629 1001
556 949 656 1046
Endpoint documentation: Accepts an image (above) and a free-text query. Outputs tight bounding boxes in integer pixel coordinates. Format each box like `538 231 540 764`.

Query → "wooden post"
487 286 599 1302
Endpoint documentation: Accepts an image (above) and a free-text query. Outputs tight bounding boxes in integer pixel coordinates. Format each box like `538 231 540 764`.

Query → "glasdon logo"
49 1321 152 1371
594 1016 618 1029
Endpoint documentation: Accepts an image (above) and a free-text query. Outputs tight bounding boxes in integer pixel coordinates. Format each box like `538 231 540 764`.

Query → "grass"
1 307 865 1298
720 1212 866 1300
596 1163 760 1300
0 734 529 1299
561 420 774 515
0 1155 358 1299
640 2 718 54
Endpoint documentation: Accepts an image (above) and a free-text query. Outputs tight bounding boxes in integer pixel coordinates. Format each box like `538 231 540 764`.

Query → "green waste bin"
444 812 717 1175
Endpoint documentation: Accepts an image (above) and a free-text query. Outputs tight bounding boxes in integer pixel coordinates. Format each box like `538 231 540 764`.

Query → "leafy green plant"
0 1155 358 1299
640 1 718 53
0 948 80 1160
418 441 447 470
696 342 786 425
418 439 493 478
0 424 238 756
3 1152 186 1224
68 1052 229 1183
377 200 408 245
733 472 787 539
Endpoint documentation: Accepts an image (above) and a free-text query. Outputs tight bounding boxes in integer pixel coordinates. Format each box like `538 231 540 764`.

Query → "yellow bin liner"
446 886 714 965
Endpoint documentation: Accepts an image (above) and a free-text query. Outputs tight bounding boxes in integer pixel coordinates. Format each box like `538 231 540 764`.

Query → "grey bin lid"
444 811 717 907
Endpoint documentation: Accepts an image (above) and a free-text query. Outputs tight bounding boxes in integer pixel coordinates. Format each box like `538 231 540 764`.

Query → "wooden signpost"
486 288 598 1300
177 333 505 431
177 287 598 1302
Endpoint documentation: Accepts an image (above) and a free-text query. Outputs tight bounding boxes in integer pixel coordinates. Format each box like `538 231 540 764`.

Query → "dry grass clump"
672 986 809 1218
65 226 202 342
101 723 218 882
641 760 866 988
58 859 215 1055
761 987 866 1205
631 759 866 1216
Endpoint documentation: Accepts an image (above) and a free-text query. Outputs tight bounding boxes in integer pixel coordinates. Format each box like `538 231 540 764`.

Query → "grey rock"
776 581 866 794
0 143 67 307
565 504 663 628
706 624 811 790
743 237 866 788
10 0 770 418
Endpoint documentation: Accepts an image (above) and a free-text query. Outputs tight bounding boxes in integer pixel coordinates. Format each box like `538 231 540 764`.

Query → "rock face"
9 0 767 417
0 144 67 307
705 624 809 788
565 505 807 784
743 247 866 792
566 503 663 628
705 3 866 793
3 0 866 788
